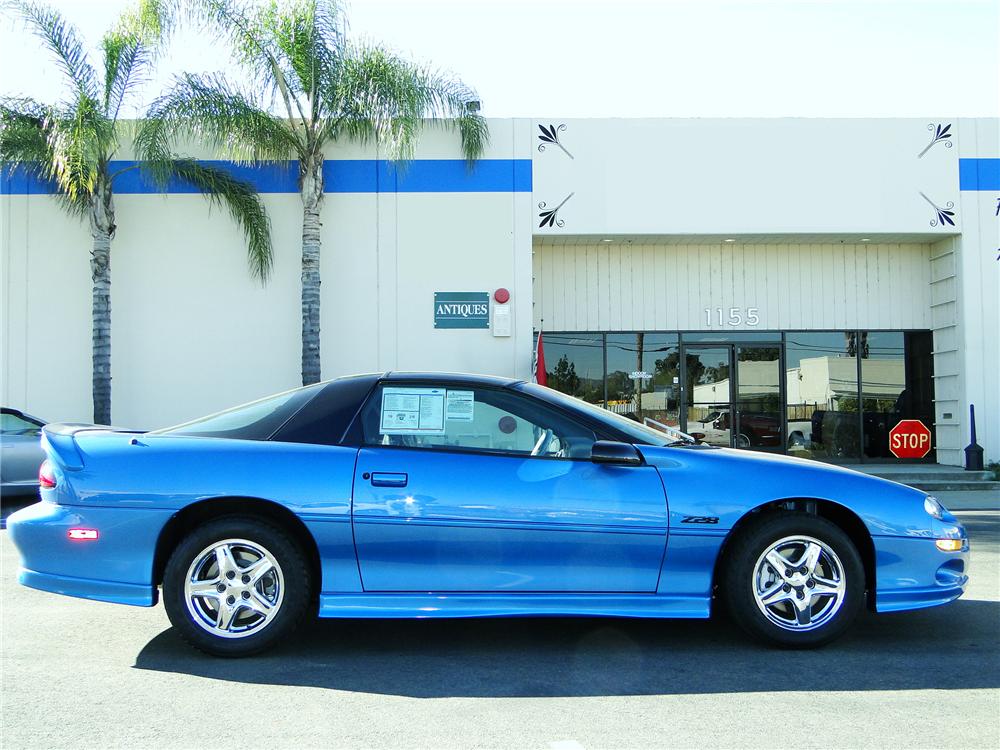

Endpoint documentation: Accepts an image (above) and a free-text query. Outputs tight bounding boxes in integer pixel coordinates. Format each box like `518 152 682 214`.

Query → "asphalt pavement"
2 511 998 749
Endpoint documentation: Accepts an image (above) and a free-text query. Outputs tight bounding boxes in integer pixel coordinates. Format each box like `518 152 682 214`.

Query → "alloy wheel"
751 535 846 632
183 538 285 639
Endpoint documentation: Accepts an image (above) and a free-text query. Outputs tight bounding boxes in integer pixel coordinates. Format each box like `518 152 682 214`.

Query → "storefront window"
540 328 934 464
606 334 680 429
861 331 935 461
784 332 860 460
736 345 782 449
541 333 604 405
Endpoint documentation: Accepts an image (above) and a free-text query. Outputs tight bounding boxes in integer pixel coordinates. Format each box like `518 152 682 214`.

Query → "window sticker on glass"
380 387 446 434
445 390 475 422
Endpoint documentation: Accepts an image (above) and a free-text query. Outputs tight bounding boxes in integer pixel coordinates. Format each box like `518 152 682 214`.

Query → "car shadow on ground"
134 598 1000 697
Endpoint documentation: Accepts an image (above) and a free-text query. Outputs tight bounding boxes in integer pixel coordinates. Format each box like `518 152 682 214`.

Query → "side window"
0 413 42 436
359 384 596 459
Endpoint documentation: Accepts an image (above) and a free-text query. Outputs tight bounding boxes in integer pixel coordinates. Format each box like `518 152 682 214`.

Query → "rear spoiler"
41 423 142 471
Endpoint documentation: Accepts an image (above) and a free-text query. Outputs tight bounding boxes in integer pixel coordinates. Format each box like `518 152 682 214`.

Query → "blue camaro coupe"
9 373 969 656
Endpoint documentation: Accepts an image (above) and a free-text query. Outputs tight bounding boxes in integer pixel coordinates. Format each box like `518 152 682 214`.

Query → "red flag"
534 331 547 386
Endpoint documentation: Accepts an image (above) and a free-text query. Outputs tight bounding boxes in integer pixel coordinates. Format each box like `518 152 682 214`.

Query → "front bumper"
7 501 173 607
874 534 970 613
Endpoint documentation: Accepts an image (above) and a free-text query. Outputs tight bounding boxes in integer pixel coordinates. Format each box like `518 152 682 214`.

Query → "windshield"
151 384 324 440
518 383 693 446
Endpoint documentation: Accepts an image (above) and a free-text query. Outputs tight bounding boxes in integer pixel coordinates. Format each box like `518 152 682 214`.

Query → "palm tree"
145 0 488 385
0 0 274 424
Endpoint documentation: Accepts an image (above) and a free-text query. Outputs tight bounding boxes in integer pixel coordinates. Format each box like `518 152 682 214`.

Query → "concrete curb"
934 490 1000 512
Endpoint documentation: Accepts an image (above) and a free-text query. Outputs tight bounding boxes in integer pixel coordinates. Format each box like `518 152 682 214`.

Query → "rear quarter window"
152 384 325 440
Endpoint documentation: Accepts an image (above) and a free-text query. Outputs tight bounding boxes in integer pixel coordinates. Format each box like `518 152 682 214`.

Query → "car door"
350 381 668 592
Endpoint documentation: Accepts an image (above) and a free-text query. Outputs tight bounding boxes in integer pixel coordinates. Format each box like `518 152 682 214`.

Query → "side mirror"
591 440 643 466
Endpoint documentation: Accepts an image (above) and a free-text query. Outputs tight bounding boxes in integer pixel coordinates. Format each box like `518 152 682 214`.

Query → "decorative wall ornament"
919 191 956 227
538 192 575 228
917 123 953 158
537 124 574 159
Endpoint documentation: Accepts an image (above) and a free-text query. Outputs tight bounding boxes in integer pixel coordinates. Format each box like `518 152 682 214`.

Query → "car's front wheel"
163 516 311 657
721 512 864 648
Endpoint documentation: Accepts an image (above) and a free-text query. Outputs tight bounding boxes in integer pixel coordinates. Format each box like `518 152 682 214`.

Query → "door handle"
370 472 408 487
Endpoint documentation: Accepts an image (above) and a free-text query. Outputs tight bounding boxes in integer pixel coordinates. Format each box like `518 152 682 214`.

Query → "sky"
0 0 997 119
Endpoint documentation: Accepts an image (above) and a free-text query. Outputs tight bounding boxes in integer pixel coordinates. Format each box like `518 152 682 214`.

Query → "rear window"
152 384 324 440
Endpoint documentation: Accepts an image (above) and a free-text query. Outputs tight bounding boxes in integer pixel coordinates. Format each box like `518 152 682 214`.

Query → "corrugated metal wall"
929 237 961 465
532 241 933 332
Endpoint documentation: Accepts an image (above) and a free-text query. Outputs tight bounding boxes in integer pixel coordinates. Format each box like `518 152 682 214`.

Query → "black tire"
163 516 312 657
721 512 864 648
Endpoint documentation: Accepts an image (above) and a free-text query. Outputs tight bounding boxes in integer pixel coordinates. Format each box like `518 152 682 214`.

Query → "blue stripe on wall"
0 158 533 195
959 158 1000 191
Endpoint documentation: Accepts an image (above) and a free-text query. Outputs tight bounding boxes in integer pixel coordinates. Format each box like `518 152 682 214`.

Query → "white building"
2 117 998 466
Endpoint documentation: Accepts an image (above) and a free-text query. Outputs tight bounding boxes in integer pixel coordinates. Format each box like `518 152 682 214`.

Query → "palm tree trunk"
89 180 115 424
300 153 323 385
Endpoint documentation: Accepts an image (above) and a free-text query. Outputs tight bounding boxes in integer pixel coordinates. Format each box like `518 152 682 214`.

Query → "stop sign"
889 419 932 459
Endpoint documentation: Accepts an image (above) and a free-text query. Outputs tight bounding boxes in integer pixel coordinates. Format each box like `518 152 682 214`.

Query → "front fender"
641 446 968 613
640 446 938 538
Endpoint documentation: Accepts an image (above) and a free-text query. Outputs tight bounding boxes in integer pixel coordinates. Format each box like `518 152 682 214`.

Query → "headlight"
924 495 946 520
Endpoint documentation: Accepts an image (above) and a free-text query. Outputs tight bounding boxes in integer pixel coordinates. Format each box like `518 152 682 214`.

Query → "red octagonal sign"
889 419 932 459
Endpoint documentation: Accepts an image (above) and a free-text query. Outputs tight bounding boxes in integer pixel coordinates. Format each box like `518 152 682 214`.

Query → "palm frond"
115 0 178 48
261 0 345 114
455 111 489 164
45 94 105 202
13 1 100 101
2 95 106 204
407 66 488 162
101 32 149 121
328 44 488 162
0 97 95 213
191 0 295 113
138 73 299 169
129 108 174 184
102 0 178 122
50 184 93 218
0 97 52 171
167 159 274 281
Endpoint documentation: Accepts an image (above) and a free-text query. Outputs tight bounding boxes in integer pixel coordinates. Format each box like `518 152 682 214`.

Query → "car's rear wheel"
163 516 311 657
721 512 864 648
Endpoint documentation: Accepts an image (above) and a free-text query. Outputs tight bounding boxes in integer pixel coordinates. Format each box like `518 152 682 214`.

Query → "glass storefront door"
684 346 733 447
682 344 783 451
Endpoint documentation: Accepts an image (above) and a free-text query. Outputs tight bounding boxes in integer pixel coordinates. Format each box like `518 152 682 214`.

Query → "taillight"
38 460 56 490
